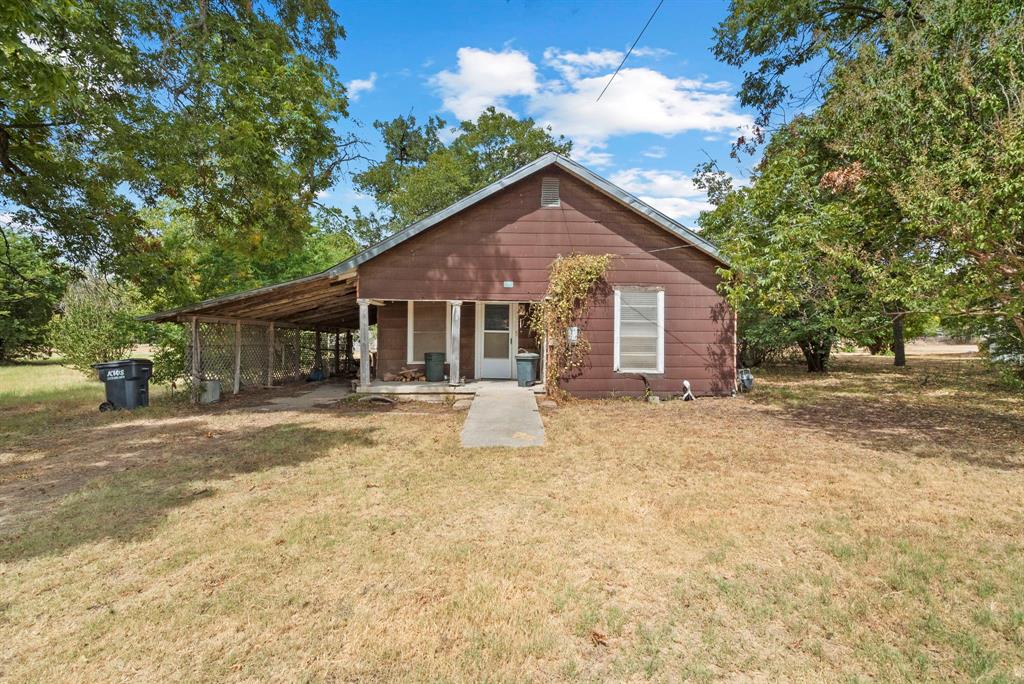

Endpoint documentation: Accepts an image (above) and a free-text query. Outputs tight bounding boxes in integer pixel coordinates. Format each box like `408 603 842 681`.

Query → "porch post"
449 301 462 386
232 320 241 395
358 299 371 387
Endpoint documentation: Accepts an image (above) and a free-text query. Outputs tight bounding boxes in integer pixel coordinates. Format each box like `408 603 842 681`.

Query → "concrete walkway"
460 383 545 448
254 382 351 412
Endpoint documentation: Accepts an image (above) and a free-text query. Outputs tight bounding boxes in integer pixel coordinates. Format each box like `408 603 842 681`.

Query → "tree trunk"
798 338 832 373
892 313 906 367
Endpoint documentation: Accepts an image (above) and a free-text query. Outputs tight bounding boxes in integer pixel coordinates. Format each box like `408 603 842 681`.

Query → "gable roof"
142 153 726 324
323 152 726 277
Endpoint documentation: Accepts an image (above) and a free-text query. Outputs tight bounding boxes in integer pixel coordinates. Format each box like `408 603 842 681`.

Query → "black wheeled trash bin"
424 352 446 382
93 359 153 411
515 352 540 387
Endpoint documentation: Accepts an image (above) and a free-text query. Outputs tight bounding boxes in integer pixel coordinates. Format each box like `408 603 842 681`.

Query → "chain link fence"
183 321 356 397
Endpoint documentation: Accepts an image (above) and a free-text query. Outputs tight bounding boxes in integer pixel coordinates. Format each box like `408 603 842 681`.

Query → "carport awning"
141 269 361 330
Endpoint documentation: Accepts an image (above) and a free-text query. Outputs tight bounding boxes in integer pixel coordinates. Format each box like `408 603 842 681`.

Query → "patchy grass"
1 353 1023 681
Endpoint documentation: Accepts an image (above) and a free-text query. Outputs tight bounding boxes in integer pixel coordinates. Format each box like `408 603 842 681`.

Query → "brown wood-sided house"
144 154 737 398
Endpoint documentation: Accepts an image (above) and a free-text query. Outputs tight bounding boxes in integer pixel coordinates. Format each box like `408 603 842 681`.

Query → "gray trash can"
515 352 540 387
424 352 446 382
93 359 153 411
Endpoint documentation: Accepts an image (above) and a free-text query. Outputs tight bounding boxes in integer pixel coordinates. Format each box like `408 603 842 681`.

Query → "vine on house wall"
528 253 612 400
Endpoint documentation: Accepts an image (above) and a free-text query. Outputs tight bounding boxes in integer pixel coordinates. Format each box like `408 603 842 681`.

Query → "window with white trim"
407 301 450 364
613 288 664 373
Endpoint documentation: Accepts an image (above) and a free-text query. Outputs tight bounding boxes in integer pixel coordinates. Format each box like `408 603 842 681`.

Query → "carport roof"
140 269 360 329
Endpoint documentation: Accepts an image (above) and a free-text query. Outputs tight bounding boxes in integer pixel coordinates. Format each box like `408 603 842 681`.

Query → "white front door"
477 302 516 379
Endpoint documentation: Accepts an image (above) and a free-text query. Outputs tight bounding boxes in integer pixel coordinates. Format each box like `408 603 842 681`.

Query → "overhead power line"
596 0 666 103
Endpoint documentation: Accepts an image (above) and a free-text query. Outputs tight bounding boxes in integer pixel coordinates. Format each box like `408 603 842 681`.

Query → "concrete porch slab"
356 379 546 395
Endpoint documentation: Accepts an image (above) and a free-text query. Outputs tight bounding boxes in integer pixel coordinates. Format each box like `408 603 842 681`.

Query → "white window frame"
406 301 452 365
613 287 665 374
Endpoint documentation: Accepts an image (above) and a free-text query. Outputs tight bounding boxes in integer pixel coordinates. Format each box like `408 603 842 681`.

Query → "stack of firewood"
381 367 426 382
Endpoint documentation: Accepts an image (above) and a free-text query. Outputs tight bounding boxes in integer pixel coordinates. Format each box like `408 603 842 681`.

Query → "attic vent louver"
540 177 560 208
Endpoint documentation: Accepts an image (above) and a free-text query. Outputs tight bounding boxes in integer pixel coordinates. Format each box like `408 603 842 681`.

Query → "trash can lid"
92 358 153 368
515 352 540 359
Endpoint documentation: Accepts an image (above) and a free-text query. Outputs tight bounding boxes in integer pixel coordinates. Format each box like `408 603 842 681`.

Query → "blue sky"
325 0 760 228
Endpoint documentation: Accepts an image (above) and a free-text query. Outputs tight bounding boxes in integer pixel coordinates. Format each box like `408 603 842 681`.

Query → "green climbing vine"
528 253 612 400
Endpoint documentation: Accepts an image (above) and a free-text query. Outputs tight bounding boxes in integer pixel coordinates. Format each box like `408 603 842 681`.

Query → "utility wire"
596 0 666 102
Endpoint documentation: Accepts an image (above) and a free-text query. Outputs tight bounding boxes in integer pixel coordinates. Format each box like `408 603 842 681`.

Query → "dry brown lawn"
1 353 1023 681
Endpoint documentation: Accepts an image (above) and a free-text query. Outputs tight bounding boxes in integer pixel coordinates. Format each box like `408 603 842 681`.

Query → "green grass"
0 359 99 404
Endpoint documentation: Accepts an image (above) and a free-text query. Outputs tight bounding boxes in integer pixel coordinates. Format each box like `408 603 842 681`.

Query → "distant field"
0 360 99 405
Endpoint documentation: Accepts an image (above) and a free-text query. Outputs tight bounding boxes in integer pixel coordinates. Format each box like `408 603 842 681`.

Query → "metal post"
266 323 275 387
449 301 462 386
233 320 241 395
358 299 371 388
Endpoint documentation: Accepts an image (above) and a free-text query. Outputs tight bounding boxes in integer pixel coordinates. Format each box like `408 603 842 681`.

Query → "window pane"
412 331 445 361
617 290 660 371
413 302 445 332
411 302 446 362
484 304 510 331
484 332 509 358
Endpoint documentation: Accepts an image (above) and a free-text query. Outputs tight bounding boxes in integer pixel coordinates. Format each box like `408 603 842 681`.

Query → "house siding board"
360 168 735 396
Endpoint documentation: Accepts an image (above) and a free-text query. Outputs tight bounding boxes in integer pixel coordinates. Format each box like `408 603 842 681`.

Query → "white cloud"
529 67 751 151
610 168 719 224
347 72 377 101
431 48 538 120
431 46 753 165
642 145 668 159
543 48 622 81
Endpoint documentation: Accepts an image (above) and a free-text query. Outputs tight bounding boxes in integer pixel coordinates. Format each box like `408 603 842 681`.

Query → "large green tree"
346 107 572 244
711 0 1023 374
1 0 358 278
125 203 358 311
0 232 68 361
822 0 1024 343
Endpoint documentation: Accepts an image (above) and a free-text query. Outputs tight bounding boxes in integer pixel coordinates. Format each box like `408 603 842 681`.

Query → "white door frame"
474 301 519 379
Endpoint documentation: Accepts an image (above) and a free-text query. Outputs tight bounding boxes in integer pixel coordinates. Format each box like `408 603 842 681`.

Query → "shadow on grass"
0 421 377 563
751 357 1024 471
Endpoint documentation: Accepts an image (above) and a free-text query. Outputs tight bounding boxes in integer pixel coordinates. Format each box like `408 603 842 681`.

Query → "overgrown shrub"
49 275 151 375
151 323 187 386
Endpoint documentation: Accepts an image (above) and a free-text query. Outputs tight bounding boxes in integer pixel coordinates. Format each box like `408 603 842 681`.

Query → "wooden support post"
233 320 241 395
333 331 340 377
345 330 353 373
266 323 275 387
358 299 371 387
314 330 323 375
449 301 462 386
293 329 301 381
190 316 201 402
